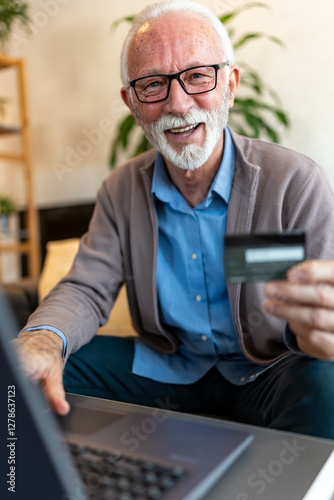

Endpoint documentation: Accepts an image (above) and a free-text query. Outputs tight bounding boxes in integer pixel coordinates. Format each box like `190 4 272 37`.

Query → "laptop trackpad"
58 405 125 436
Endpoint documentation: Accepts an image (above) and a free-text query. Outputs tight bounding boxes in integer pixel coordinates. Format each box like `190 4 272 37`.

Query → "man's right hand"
13 330 70 415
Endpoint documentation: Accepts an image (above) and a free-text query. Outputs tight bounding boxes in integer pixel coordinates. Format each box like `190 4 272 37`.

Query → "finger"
42 364 70 415
264 281 334 308
263 299 334 332
287 259 334 284
290 323 334 361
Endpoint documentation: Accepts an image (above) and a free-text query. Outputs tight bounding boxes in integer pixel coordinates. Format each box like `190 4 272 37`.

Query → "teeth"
169 124 197 134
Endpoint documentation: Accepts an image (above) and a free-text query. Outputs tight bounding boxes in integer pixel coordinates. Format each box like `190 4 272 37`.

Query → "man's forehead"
127 12 222 77
131 11 218 47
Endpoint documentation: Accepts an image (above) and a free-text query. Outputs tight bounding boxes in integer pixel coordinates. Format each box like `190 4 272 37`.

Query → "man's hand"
263 260 334 360
13 330 70 415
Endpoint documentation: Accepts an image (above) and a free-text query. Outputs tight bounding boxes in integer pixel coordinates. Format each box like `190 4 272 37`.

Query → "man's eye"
145 80 161 89
191 73 205 79
138 79 166 95
185 71 212 87
185 73 208 85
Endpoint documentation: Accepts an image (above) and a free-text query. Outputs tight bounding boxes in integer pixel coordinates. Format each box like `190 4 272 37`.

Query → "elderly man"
16 0 334 439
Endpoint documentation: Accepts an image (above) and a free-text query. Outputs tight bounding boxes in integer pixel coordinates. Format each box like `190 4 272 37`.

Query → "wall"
1 0 333 209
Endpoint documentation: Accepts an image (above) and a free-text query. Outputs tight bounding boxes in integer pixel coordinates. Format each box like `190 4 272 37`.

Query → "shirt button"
201 335 208 341
191 253 198 260
240 377 246 383
195 295 202 302
249 375 255 380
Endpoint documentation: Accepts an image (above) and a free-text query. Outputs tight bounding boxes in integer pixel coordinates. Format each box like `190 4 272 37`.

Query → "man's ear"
121 87 140 125
227 65 240 109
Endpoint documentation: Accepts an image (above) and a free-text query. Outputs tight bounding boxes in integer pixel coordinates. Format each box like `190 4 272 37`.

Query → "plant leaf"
119 114 136 148
234 32 285 50
263 123 279 143
110 15 135 31
0 0 31 49
109 114 136 167
219 2 269 25
134 134 153 157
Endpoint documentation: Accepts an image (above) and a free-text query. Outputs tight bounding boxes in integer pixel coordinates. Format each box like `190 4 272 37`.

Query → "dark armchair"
2 278 39 330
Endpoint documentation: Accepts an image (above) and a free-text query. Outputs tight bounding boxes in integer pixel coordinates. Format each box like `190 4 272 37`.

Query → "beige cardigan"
25 129 334 365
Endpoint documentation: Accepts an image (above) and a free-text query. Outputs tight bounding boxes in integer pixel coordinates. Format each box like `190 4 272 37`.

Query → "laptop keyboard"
69 442 188 500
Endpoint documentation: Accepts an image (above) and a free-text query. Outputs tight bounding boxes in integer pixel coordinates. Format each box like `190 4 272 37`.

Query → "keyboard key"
101 490 119 500
147 485 163 499
172 466 187 478
160 476 176 490
142 461 157 471
119 493 134 500
131 483 146 495
145 471 159 484
117 477 131 490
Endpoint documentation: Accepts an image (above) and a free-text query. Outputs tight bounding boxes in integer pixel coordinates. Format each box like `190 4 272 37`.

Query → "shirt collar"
151 127 235 206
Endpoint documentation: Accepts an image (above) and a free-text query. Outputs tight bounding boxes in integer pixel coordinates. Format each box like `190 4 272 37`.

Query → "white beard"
133 87 230 171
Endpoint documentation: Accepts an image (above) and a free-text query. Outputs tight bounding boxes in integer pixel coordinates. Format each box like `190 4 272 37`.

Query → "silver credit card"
225 231 306 283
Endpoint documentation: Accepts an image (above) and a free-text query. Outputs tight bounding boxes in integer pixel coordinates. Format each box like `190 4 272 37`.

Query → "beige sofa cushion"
38 238 80 301
38 238 136 337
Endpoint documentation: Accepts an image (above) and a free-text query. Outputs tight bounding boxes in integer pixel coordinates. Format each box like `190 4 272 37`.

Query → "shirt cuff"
23 326 67 359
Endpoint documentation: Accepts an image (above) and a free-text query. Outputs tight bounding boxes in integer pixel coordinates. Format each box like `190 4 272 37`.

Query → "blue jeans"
63 336 334 440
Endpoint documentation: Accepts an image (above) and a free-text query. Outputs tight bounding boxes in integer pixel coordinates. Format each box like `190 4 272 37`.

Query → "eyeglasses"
128 62 229 104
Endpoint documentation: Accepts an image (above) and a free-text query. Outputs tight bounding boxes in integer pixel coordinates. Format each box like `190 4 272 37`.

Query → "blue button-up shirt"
133 128 270 385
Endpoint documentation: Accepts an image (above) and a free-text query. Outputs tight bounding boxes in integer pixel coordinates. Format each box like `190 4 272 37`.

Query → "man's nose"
163 78 193 116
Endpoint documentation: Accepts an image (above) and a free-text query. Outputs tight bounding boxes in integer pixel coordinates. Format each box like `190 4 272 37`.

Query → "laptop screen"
0 293 85 500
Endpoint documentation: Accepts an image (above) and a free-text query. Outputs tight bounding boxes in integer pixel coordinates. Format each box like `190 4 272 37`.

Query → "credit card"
225 231 306 283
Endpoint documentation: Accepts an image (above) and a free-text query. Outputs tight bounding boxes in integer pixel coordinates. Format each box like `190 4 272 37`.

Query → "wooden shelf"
0 124 21 135
0 54 40 281
0 53 21 69
0 241 30 254
0 152 25 161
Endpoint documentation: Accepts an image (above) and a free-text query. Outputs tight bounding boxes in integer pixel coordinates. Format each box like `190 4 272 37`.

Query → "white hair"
120 0 234 86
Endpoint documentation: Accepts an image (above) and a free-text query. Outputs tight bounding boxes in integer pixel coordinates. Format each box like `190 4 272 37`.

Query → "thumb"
42 363 70 415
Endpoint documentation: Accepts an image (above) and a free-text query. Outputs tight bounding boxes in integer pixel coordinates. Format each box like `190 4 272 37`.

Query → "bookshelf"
0 54 40 281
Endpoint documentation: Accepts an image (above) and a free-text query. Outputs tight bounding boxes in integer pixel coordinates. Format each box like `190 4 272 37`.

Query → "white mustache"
152 109 212 133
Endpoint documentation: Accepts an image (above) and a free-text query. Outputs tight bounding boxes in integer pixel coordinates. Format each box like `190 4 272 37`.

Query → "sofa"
1 238 137 337
2 277 39 331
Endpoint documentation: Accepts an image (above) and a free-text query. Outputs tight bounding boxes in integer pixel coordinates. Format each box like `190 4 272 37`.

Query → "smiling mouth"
168 123 201 135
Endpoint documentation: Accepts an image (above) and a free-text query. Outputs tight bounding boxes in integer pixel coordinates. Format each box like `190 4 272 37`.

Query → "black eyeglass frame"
128 62 229 104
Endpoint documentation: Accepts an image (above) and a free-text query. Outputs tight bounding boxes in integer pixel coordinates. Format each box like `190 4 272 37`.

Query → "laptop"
0 291 253 500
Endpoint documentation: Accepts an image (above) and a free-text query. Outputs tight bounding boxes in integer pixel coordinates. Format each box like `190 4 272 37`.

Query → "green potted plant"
0 0 30 52
109 2 290 168
0 195 17 234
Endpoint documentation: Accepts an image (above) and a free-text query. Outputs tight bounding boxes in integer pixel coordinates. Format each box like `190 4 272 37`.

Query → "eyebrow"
136 62 212 78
